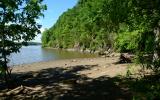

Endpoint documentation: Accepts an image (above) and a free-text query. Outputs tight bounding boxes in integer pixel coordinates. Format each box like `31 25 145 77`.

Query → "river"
8 45 97 65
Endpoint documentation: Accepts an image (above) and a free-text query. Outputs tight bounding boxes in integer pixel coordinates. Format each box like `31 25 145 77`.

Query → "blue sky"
33 0 78 42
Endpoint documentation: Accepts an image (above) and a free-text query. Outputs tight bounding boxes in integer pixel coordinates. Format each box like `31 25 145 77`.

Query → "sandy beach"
0 57 138 99
12 57 129 78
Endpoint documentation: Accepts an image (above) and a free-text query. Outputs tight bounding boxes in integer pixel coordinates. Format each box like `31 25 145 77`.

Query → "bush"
115 30 139 53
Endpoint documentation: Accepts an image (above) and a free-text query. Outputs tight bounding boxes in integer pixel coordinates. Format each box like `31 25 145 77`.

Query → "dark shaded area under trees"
0 64 160 99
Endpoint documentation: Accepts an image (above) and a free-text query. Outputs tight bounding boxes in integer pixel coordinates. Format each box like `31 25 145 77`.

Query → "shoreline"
44 47 104 54
12 57 131 78
2 56 143 99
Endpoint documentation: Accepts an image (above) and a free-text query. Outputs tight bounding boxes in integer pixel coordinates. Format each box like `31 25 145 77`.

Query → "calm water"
9 46 97 65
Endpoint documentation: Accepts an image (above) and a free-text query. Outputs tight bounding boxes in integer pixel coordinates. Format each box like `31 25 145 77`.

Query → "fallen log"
24 86 42 91
0 85 42 96
0 85 24 96
6 85 24 95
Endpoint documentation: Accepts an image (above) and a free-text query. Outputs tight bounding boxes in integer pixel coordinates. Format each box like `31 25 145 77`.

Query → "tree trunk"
1 7 11 85
153 26 160 71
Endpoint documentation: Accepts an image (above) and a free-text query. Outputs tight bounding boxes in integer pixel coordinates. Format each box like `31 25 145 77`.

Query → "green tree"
42 0 160 72
107 0 160 72
42 0 114 51
129 0 160 72
0 0 46 79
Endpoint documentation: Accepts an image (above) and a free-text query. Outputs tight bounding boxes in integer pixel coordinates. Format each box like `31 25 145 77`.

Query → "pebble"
103 66 107 68
71 59 77 62
94 68 99 71
76 79 85 84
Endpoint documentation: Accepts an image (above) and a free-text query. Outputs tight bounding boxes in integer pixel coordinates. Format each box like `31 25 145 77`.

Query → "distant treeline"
27 42 42 46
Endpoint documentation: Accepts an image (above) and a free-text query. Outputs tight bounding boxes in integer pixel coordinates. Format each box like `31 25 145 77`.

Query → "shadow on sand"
0 64 136 100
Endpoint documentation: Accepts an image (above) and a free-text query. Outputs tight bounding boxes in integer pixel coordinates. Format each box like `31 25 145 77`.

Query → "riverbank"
44 46 105 54
12 57 130 78
1 57 147 99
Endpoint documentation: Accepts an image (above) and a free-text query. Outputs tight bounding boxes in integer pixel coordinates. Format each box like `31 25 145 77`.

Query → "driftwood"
0 85 42 96
0 85 24 96
24 86 42 91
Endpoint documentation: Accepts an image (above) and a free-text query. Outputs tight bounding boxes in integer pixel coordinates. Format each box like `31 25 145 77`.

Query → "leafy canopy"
0 0 46 73
42 0 160 71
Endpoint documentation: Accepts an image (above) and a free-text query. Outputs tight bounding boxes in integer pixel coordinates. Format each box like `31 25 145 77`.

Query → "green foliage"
130 76 160 100
42 29 51 47
42 0 114 50
42 0 160 72
114 0 160 72
0 65 5 75
115 30 139 53
0 0 46 74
